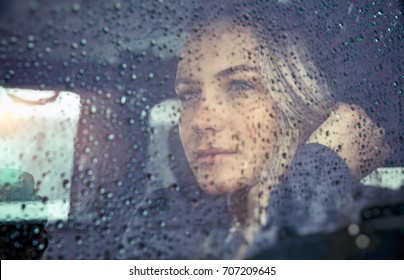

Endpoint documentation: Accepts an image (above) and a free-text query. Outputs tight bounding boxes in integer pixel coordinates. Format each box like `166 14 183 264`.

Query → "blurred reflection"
0 87 80 221
0 88 80 259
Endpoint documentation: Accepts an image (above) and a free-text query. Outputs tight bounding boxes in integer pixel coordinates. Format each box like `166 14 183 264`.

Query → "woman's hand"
306 102 391 180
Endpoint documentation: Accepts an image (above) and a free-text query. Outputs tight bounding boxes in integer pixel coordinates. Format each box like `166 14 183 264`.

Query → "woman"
176 17 394 255
120 15 395 259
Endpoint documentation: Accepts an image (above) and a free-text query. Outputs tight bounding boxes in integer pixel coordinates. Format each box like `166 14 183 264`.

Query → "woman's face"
176 23 281 195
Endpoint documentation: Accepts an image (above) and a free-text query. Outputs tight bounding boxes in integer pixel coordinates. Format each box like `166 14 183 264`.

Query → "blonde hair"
247 27 335 233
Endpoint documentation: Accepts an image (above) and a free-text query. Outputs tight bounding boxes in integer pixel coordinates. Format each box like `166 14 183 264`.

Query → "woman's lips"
194 148 237 163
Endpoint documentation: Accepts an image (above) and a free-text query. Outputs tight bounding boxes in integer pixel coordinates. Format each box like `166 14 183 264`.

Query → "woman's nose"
191 92 225 135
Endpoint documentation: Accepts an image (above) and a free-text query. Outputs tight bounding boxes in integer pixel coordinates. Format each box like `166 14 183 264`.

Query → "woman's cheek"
179 119 192 151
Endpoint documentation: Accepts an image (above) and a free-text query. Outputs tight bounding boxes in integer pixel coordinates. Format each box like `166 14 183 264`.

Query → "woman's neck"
227 180 277 225
226 181 278 259
227 184 271 236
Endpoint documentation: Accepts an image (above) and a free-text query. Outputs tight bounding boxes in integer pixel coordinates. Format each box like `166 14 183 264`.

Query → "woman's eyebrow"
215 65 259 79
175 77 199 87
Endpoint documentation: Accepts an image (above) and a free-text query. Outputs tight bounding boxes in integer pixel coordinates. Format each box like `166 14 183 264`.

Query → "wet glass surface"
0 0 403 259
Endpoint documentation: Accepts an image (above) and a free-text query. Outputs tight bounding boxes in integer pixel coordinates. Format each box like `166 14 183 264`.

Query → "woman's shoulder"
281 143 404 208
272 143 356 205
261 143 404 246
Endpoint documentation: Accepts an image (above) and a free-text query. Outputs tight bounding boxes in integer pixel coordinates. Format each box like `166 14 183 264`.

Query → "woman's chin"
197 179 246 195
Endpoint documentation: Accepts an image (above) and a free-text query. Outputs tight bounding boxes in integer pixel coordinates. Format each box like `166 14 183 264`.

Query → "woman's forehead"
178 23 260 75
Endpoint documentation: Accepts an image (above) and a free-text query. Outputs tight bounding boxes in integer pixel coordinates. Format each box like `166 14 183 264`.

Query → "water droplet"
30 1 39 12
347 224 360 236
72 3 80 13
76 236 83 245
114 3 122 10
355 234 370 249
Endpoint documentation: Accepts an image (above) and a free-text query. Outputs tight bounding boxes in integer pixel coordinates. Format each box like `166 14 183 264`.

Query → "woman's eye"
178 90 200 102
227 80 254 93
